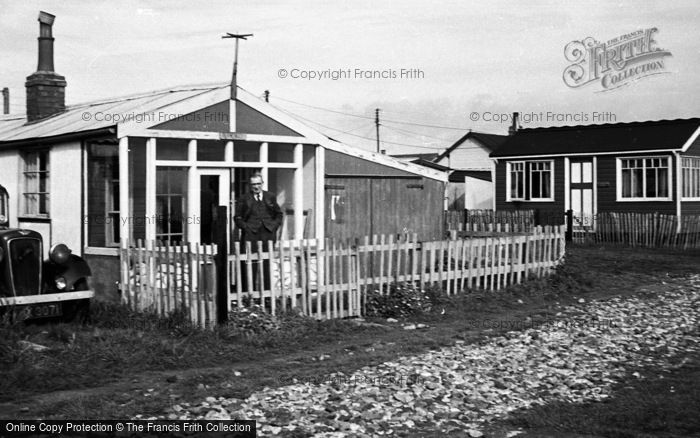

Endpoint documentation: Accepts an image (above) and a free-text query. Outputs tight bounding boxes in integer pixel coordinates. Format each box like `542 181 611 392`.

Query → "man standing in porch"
234 173 283 290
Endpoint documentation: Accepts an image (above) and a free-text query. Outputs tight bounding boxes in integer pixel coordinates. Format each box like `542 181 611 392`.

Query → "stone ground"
141 275 700 437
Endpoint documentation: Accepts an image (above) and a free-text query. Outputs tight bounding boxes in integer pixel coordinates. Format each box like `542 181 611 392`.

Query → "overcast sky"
2 0 699 154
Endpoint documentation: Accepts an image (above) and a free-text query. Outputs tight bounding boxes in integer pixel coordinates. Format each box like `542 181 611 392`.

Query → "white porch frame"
119 136 313 245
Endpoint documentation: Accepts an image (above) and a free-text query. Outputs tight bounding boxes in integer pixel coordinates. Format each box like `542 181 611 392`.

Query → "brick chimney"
2 88 8 114
508 112 520 135
25 11 66 123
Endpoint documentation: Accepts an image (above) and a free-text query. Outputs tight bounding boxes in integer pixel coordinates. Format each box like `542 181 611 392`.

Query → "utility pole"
375 108 381 153
222 32 253 100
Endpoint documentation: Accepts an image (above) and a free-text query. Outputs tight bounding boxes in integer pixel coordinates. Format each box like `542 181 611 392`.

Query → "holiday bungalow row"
0 12 447 300
490 117 700 226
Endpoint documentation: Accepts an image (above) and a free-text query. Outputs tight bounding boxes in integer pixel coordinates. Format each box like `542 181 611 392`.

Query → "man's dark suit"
234 191 284 247
233 191 283 292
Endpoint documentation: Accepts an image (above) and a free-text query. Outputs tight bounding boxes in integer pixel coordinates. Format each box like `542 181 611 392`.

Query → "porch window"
87 144 120 247
21 150 50 217
619 157 670 200
508 162 525 200
156 167 188 243
682 156 700 199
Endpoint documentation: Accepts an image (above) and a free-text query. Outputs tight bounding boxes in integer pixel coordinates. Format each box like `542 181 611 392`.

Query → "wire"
382 124 457 142
271 95 374 120
271 104 445 150
272 94 473 131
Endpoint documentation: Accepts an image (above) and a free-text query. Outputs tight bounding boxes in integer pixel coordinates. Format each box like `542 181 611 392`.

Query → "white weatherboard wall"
436 138 493 170
50 141 83 256
0 150 20 228
465 176 493 209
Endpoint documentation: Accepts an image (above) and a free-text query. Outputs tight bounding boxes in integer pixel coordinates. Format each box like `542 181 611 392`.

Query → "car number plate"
23 303 63 319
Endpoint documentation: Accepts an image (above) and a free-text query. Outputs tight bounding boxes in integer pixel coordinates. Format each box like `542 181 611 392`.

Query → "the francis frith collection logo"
563 28 672 91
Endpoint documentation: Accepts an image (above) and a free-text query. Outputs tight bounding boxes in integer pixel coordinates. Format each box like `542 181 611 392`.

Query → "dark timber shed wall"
324 150 445 240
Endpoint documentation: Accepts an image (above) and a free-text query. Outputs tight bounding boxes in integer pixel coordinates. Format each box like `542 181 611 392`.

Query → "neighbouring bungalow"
0 12 447 299
490 118 700 226
432 131 508 210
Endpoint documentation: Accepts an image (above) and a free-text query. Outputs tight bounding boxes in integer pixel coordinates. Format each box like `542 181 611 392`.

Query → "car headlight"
49 243 72 265
55 276 67 290
0 214 6 223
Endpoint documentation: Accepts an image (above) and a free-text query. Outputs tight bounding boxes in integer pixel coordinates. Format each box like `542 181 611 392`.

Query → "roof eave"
0 126 117 150
490 147 684 159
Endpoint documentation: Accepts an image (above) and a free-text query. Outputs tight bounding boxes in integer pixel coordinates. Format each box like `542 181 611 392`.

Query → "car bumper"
0 290 94 306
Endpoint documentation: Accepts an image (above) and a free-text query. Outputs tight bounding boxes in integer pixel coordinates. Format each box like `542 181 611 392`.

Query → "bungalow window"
21 150 50 217
507 160 553 201
156 167 188 243
508 162 525 200
530 161 552 200
682 156 700 199
619 157 670 200
87 144 120 247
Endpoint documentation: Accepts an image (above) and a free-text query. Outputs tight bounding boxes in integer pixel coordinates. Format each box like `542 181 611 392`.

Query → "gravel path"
149 276 700 437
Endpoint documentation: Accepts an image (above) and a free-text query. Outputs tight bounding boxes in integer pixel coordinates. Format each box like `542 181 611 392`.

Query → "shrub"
223 305 281 337
365 283 433 318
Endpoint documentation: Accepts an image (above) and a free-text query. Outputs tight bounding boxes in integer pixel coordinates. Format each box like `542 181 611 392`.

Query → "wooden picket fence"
118 226 565 326
445 209 535 233
119 240 218 328
229 225 565 319
572 212 700 249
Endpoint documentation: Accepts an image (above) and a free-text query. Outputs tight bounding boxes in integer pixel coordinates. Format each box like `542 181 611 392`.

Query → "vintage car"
0 184 94 322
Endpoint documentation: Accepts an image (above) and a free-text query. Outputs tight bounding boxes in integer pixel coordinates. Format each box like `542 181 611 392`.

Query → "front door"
197 169 231 245
569 159 594 228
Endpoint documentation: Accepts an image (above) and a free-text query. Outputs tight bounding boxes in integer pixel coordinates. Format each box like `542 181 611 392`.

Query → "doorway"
569 159 594 228
197 169 231 245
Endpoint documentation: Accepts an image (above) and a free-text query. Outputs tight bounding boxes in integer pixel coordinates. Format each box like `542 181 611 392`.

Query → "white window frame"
616 155 673 202
681 156 700 201
529 160 555 202
506 161 526 201
20 149 51 218
505 160 554 202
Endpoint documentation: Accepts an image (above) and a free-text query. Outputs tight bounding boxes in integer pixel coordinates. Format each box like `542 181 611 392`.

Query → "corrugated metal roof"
491 118 700 158
0 82 447 181
0 84 227 143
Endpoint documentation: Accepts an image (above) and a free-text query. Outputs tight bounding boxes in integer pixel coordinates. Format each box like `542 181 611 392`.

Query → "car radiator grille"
9 238 42 296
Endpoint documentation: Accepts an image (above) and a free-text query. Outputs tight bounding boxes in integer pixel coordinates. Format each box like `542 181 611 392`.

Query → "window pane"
40 194 49 215
155 167 188 243
542 171 551 198
197 140 226 161
169 197 184 234
517 173 524 198
156 138 188 160
646 168 657 197
622 169 631 197
658 168 668 197
509 163 525 199
268 143 295 163
632 169 643 197
581 162 592 183
156 169 167 194
234 141 260 162
571 163 581 184
531 171 541 198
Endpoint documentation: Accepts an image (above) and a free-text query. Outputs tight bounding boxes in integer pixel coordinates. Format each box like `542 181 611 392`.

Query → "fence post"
565 209 573 242
213 205 229 324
